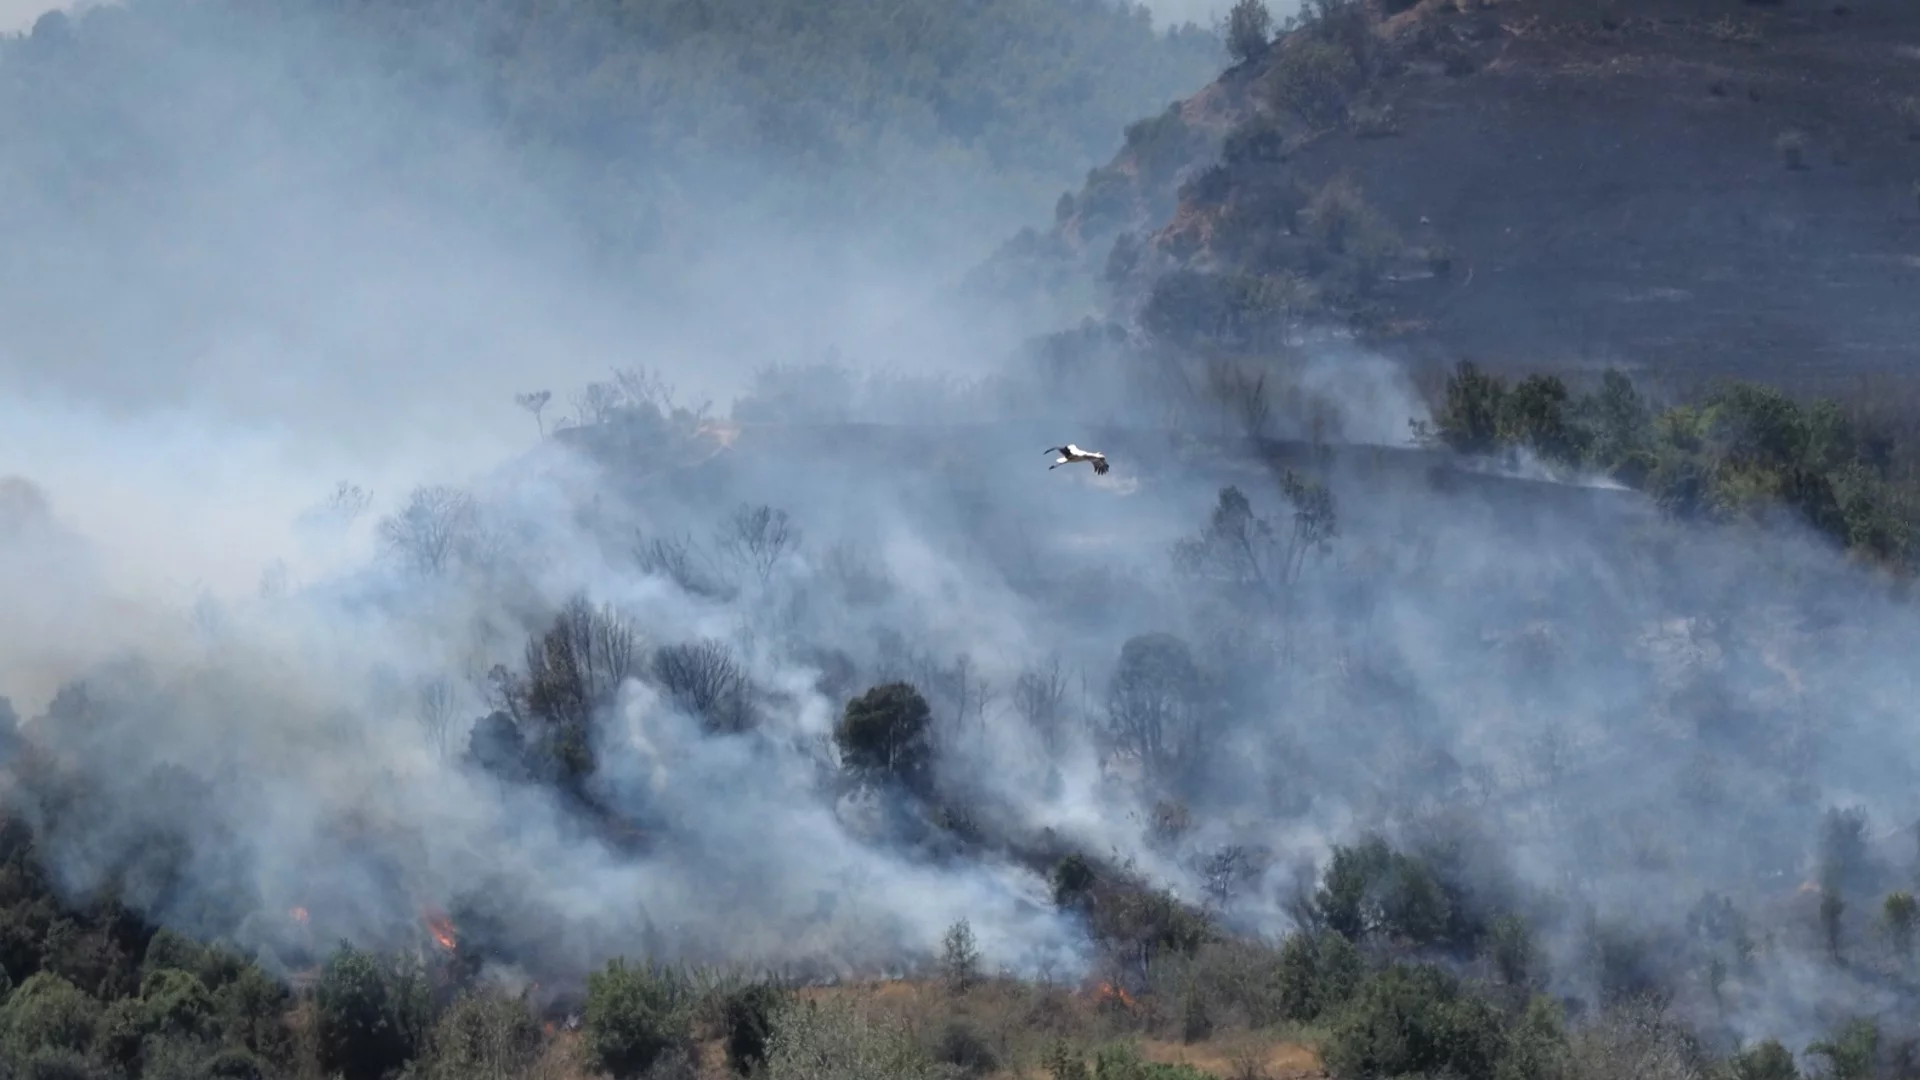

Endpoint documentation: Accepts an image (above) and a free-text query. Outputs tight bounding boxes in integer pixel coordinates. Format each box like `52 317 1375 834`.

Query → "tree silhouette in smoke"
514 390 552 439
1105 633 1208 794
476 596 639 802
377 486 481 577
651 640 753 735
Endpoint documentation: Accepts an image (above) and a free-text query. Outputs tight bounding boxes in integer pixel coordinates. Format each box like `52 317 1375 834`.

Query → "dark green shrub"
312 945 431 1080
422 987 542 1080
720 981 788 1075
584 958 693 1079
1322 964 1504 1080
935 1021 998 1077
3 972 101 1058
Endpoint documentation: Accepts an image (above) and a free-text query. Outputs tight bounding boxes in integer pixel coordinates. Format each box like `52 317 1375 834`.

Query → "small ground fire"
422 907 458 952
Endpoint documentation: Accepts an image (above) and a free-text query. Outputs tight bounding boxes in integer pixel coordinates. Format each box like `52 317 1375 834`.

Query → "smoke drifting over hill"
6 0 1920 1064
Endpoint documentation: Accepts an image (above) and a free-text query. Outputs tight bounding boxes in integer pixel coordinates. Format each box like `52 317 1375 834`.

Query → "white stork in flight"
1046 444 1110 475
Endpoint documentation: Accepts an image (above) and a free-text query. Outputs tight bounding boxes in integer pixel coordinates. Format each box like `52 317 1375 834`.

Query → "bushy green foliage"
1224 0 1274 64
1420 360 1920 569
1053 855 1100 908
1089 1043 1217 1079
4 972 102 1058
312 945 432 1080
583 958 694 1079
420 987 542 1080
1274 931 1361 1023
1731 1038 1801 1080
719 980 790 1075
834 682 936 795
1321 964 1505 1080
760 996 938 1080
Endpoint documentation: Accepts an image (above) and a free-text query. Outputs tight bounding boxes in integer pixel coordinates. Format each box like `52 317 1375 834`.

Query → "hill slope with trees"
8 3 1920 1080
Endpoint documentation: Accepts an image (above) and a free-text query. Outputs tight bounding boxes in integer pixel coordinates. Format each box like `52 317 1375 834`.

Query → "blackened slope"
975 0 1920 397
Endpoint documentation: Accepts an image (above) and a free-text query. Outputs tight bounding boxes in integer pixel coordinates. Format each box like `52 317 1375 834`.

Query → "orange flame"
422 907 458 951
543 1021 555 1036
1092 981 1136 1010
289 906 310 924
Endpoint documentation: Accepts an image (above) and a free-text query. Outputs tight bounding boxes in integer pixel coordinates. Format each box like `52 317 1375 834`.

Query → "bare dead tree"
1237 369 1273 439
514 390 552 439
950 653 994 735
325 481 373 524
515 595 640 790
715 503 800 583
1171 485 1281 595
417 676 459 760
1278 469 1339 586
377 485 480 576
633 529 732 600
611 366 674 416
1202 844 1253 911
1013 657 1071 755
570 381 625 427
523 595 640 724
651 639 752 734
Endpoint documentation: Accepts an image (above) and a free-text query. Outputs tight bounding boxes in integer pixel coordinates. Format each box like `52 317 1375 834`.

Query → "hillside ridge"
974 0 1920 400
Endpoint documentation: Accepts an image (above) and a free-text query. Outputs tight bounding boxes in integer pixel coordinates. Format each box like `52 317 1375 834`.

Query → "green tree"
940 920 981 994
1377 854 1450 947
1315 836 1392 941
1808 1018 1878 1080
1819 889 1845 963
1577 369 1653 478
1224 0 1273 63
583 958 693 1079
760 997 938 1080
834 683 936 795
1885 891 1917 962
720 982 789 1076
2 972 101 1058
1499 374 1587 468
1431 361 1508 457
1322 964 1505 1080
1731 1039 1801 1080
312 945 431 1080
1265 37 1362 130
137 968 215 1041
422 987 542 1080
1496 995 1569 1080
1485 914 1538 988
1274 930 1361 1023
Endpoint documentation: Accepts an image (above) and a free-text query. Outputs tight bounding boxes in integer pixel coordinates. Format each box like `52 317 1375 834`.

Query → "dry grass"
779 978 1325 1080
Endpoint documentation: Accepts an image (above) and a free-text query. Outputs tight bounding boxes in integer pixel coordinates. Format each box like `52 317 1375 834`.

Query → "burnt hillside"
973 0 1920 400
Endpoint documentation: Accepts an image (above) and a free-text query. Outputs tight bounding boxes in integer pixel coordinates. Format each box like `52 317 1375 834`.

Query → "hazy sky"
0 0 1273 35
1 0 62 32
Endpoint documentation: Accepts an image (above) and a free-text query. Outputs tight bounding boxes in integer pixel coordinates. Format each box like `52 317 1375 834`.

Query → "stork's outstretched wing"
1093 459 1110 475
